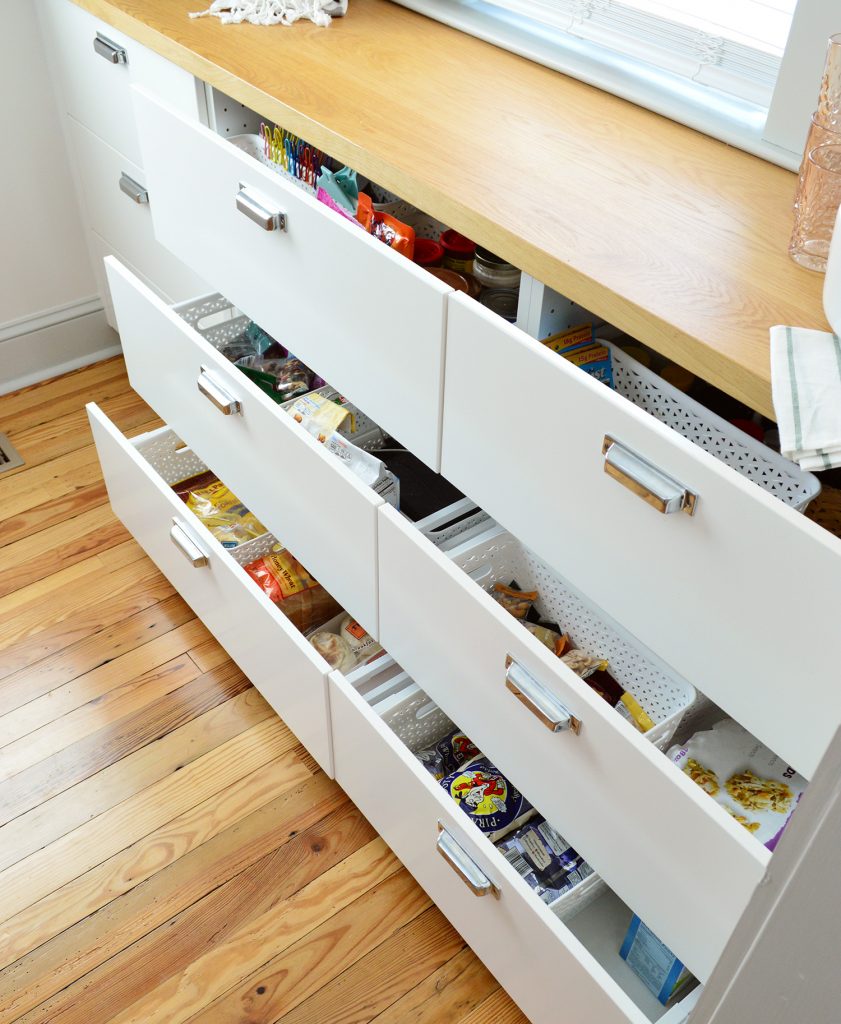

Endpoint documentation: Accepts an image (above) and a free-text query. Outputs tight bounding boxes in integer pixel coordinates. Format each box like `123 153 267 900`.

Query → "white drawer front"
378 505 766 980
69 122 208 304
131 86 451 471
442 294 841 780
38 0 201 166
329 671 644 1024
105 258 382 635
87 404 333 772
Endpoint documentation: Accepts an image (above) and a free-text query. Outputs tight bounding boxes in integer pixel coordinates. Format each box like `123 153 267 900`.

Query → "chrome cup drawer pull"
436 824 499 898
236 185 287 232
602 435 698 516
119 173 149 205
505 656 581 734
170 520 208 568
197 367 242 416
93 32 127 64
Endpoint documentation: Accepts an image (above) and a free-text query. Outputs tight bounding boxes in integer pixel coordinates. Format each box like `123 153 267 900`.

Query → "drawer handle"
119 173 149 205
170 520 208 568
197 367 242 416
505 656 581 734
93 32 127 64
236 186 287 232
436 823 499 899
602 435 697 516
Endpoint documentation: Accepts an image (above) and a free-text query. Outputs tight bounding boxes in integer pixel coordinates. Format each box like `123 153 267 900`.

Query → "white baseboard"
0 304 121 396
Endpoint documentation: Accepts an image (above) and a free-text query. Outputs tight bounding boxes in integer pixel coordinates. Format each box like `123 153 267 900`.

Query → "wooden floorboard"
0 358 525 1023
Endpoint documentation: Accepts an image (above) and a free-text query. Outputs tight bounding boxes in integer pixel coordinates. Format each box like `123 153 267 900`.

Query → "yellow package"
173 470 266 549
541 323 594 353
287 392 354 442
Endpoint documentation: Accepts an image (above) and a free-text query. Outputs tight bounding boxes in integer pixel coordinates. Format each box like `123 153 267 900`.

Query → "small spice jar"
440 230 476 273
473 246 521 294
413 237 445 267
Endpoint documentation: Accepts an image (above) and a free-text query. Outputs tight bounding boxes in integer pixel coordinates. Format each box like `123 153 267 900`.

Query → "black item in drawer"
375 443 466 522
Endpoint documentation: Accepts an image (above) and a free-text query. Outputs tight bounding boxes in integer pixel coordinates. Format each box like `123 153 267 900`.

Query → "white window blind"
480 0 797 104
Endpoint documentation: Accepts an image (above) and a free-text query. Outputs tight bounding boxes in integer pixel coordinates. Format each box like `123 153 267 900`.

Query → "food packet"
286 392 353 442
309 629 357 672
436 730 480 776
273 357 315 401
492 581 538 620
416 747 447 781
245 320 287 359
585 668 654 734
523 622 570 658
541 323 614 388
355 193 415 258
323 433 399 507
337 614 385 666
620 917 695 1007
244 544 341 632
440 754 533 841
172 471 266 548
496 816 594 905
667 719 806 850
561 649 609 679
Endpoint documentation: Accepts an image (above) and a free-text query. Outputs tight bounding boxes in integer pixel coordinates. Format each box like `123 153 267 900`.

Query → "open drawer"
130 85 451 470
330 658 700 1024
87 404 336 773
377 505 768 980
105 257 383 635
442 293 841 779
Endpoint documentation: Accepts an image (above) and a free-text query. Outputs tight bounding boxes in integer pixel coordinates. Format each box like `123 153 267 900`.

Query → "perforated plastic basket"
450 526 696 749
610 343 820 511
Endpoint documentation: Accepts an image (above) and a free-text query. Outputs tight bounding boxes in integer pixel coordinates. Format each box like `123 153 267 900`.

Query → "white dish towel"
190 0 347 28
770 324 841 470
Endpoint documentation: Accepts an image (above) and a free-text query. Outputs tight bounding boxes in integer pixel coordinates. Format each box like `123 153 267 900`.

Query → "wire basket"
452 527 696 749
610 343 820 511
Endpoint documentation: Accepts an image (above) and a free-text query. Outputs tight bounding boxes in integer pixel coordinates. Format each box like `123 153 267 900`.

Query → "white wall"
0 3 114 392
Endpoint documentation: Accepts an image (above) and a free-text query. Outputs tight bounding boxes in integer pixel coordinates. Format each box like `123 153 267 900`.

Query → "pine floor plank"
0 617 209 746
0 686 272 875
0 359 523 1024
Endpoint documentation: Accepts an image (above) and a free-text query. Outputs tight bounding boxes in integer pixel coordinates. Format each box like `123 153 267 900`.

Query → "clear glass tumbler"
790 144 841 272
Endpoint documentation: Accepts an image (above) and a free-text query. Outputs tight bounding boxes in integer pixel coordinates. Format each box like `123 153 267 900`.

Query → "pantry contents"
286 391 354 441
541 324 615 388
620 916 696 1007
668 719 807 849
416 729 481 782
440 229 476 273
492 578 654 734
357 194 416 258
497 816 594 905
322 433 400 506
440 753 534 840
479 289 519 323
172 471 267 548
412 238 444 267
472 246 521 295
371 444 470 523
244 543 342 631
309 613 385 670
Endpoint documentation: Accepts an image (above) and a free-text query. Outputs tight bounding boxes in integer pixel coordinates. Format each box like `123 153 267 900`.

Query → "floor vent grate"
0 433 24 473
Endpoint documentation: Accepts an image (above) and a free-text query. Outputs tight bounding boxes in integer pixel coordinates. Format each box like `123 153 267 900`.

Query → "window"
392 0 835 168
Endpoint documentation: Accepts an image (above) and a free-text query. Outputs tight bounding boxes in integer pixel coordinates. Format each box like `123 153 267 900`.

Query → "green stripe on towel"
786 326 803 452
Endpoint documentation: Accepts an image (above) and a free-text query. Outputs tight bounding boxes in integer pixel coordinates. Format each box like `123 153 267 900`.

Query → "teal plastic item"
316 165 359 213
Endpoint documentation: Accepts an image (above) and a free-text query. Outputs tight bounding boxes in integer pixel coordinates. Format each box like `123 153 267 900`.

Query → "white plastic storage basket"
609 342 820 511
133 427 278 568
359 660 605 922
450 526 696 749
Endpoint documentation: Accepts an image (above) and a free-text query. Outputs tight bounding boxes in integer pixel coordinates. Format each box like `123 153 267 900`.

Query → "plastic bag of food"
273 357 315 400
492 581 538 620
172 471 266 548
355 193 415 258
435 730 480 776
523 622 569 657
584 668 654 734
667 719 807 849
337 614 384 665
496 816 594 905
440 754 533 840
416 746 447 781
244 544 341 632
286 392 353 442
561 650 609 679
323 433 399 507
309 629 357 671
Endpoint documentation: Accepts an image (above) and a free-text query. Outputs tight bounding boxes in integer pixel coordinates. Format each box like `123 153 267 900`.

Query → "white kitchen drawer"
105 257 382 635
69 121 208 305
86 404 335 773
88 230 165 331
378 505 768 980
330 660 696 1024
131 85 452 470
442 293 841 780
38 0 203 167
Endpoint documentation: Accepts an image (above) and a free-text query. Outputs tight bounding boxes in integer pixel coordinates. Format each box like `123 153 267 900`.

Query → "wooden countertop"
78 0 829 417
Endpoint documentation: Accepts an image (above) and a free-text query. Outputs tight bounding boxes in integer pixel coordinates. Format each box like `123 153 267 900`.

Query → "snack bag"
561 650 609 679
172 471 266 548
416 746 447 781
323 433 400 507
309 629 357 671
585 668 654 734
244 544 341 632
668 719 806 849
541 323 615 388
523 622 569 658
620 917 695 1006
436 730 480 776
440 755 533 840
492 581 538 620
286 392 353 442
496 816 594 905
